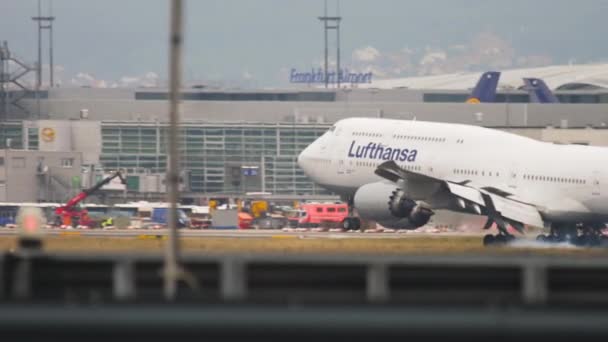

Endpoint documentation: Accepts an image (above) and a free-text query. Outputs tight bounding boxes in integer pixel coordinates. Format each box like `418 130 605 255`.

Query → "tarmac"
0 226 484 239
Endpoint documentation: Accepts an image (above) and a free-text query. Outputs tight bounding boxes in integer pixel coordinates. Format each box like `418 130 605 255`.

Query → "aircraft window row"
353 131 381 137
454 169 499 177
393 134 446 142
354 161 422 172
356 161 379 168
456 139 465 144
523 174 585 184
309 157 331 165
401 164 422 172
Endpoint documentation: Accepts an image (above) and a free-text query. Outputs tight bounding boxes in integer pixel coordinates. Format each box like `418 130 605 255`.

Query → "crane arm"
59 170 126 211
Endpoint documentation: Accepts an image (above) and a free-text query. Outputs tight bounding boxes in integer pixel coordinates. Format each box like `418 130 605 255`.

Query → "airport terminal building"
3 65 608 202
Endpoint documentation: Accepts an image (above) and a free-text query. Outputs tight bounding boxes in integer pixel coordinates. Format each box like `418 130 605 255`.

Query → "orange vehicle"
297 202 349 228
238 212 253 229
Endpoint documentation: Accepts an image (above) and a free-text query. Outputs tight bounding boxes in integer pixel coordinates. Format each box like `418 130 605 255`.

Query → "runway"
0 227 484 239
2 226 607 256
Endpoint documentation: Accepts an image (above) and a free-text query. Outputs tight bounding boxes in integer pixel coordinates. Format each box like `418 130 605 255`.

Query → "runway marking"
59 231 82 236
137 235 167 240
271 235 298 239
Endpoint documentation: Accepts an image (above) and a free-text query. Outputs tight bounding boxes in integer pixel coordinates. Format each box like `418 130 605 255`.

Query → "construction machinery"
54 170 126 227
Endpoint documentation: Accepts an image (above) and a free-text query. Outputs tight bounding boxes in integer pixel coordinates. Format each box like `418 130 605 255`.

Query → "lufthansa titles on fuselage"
347 141 418 162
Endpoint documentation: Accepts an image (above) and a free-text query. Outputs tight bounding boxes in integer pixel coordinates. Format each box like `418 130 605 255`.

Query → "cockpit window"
329 125 336 132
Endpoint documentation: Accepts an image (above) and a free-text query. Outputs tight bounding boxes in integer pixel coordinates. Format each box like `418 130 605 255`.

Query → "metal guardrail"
2 251 608 306
2 251 608 340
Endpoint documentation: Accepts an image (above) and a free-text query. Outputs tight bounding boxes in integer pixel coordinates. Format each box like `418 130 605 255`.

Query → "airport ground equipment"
53 171 126 227
254 213 288 229
249 200 269 218
211 209 240 229
150 208 189 228
298 202 349 228
237 212 253 229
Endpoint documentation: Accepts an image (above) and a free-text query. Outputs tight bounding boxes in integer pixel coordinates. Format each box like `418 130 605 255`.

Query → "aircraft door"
592 170 600 196
337 159 345 175
507 164 519 190
335 127 346 175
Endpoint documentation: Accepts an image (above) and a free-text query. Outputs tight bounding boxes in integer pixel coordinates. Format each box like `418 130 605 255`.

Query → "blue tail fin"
466 71 500 103
523 78 559 103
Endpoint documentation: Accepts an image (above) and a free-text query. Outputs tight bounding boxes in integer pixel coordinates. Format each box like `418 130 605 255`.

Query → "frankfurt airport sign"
289 68 373 84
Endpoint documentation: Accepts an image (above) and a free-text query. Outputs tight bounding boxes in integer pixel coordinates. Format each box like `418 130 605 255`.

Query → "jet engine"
353 182 434 229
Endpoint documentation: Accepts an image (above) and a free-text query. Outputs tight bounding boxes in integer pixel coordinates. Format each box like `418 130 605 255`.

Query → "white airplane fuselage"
298 117 608 225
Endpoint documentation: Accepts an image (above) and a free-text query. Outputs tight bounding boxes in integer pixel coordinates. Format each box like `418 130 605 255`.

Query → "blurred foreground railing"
2 251 608 341
2 251 608 306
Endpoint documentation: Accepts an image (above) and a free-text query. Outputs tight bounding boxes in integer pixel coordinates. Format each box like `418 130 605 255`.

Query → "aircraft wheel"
483 234 495 246
352 218 361 230
574 235 591 247
494 234 508 245
588 235 601 247
536 234 546 242
544 235 556 243
563 233 577 244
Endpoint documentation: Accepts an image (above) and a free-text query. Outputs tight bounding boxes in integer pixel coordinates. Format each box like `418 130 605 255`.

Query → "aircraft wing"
375 159 437 184
445 182 544 228
375 161 544 228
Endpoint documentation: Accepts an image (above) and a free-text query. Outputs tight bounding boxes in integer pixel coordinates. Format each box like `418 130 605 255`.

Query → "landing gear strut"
341 196 361 231
482 217 515 246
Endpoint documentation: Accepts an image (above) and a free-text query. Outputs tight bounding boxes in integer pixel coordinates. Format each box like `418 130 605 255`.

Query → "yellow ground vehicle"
249 200 269 218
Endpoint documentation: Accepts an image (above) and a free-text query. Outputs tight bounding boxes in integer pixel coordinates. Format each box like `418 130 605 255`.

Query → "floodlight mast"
32 0 56 119
318 0 342 88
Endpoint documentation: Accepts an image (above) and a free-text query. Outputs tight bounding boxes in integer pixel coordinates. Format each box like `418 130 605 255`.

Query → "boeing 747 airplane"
298 117 608 246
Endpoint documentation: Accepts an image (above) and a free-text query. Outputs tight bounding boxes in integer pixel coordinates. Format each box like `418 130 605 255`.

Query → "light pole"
318 1 342 88
32 0 56 87
164 0 184 301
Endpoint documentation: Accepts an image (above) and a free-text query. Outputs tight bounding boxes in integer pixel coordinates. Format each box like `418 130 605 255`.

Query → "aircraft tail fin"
466 71 500 103
523 78 559 103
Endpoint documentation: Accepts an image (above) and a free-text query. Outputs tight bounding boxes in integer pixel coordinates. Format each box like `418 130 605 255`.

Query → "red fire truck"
295 202 349 228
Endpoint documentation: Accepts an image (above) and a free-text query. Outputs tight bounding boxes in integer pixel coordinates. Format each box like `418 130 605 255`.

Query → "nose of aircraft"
298 133 329 180
298 141 320 180
297 144 311 171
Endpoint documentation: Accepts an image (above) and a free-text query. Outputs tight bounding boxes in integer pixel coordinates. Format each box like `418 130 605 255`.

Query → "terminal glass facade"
0 122 23 149
99 122 331 195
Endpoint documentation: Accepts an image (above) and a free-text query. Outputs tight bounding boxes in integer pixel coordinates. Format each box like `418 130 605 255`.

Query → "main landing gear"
482 216 516 246
484 221 608 247
483 233 515 246
536 223 608 247
341 197 361 231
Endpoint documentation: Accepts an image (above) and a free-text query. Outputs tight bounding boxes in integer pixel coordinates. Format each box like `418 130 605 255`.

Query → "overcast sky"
1 0 607 88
